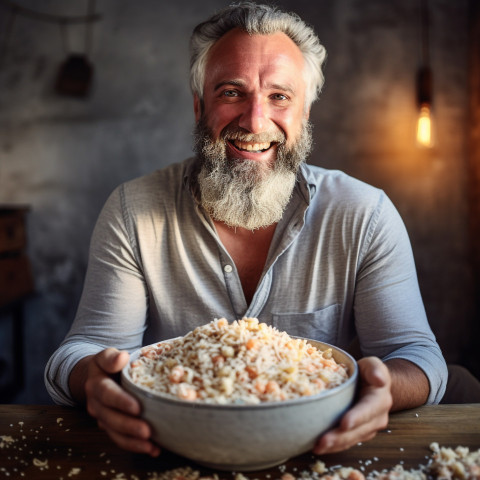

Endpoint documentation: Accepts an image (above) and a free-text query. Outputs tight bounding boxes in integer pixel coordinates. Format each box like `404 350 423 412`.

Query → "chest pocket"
271 304 340 343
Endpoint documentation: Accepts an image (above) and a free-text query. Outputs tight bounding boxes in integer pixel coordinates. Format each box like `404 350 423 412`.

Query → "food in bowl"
121 318 357 471
128 317 349 404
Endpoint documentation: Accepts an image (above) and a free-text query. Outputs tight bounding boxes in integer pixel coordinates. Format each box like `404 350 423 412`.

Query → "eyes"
222 90 289 102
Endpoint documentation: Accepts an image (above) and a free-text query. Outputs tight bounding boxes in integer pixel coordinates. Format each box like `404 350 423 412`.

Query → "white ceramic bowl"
121 338 357 472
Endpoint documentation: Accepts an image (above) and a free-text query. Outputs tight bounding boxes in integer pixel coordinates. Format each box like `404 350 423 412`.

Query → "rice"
364 444 480 480
142 444 480 480
427 442 480 480
128 317 350 404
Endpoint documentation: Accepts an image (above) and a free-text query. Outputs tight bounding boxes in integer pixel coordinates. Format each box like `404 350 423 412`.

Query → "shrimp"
254 379 266 394
140 347 159 360
177 383 197 401
211 354 225 367
216 318 228 328
169 365 185 383
265 380 280 394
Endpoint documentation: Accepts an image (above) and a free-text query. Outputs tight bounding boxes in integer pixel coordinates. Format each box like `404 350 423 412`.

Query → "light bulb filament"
416 104 433 147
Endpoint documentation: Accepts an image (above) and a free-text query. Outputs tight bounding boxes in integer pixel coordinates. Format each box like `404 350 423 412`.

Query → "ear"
193 94 201 122
304 105 310 121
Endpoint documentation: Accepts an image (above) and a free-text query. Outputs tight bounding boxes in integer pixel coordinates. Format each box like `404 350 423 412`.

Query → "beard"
192 117 313 230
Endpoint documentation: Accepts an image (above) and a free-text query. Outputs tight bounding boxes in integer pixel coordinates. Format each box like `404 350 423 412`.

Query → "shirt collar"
297 162 317 203
182 157 201 203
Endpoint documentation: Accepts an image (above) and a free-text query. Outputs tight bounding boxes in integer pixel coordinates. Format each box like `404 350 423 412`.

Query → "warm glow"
416 104 433 148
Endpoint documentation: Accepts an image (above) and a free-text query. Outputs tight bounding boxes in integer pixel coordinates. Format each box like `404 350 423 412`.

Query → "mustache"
219 125 286 145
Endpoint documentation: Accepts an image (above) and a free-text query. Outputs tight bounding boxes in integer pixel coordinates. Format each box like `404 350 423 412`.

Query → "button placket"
219 256 247 316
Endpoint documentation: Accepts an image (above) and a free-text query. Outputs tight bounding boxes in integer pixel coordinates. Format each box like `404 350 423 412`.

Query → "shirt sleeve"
44 185 148 405
353 193 447 404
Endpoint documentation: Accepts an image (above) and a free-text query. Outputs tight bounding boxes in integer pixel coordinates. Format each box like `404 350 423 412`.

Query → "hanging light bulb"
416 66 434 148
416 0 434 148
416 104 433 147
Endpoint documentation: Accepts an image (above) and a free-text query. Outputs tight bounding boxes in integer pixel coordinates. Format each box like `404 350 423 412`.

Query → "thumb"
95 348 130 375
358 356 391 389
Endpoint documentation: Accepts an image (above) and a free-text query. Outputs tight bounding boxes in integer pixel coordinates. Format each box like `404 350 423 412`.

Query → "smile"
229 139 274 153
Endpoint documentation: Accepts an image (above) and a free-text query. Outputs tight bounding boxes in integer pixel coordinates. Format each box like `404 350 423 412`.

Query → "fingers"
90 393 159 456
96 348 131 374
357 356 392 390
95 409 160 457
102 425 161 457
86 379 143 430
313 399 389 454
86 372 140 416
313 421 379 454
86 349 140 415
313 357 392 455
84 348 160 456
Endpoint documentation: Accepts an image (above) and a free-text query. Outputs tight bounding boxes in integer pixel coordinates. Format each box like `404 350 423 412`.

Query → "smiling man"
194 29 311 230
193 28 315 302
45 2 447 459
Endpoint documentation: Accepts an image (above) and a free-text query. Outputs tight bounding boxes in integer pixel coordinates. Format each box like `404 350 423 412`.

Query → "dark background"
0 0 479 403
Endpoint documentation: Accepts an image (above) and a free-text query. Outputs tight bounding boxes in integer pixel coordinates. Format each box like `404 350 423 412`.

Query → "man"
45 2 447 459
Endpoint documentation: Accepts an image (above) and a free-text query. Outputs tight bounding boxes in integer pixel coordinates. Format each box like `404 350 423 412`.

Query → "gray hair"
189 2 327 109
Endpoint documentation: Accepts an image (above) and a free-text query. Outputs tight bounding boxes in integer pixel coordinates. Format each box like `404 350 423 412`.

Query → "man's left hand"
313 356 392 454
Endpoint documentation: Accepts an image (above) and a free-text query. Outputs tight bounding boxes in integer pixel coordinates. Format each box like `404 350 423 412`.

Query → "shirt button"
224 264 233 273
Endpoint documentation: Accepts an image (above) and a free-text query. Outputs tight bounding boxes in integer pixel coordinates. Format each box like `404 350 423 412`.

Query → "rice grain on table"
129 317 349 404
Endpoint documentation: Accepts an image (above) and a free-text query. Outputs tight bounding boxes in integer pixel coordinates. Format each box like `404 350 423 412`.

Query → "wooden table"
0 404 479 479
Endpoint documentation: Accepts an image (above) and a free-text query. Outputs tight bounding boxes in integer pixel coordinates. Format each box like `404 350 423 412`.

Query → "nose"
238 95 268 133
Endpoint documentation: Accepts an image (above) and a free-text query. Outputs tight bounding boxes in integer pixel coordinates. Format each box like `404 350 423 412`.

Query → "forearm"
385 358 429 411
68 355 94 405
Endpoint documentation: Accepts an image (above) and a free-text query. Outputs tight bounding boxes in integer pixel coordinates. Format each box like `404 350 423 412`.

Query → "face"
192 29 313 230
194 29 309 167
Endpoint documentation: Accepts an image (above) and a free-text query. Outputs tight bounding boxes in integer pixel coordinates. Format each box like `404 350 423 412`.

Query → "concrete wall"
0 0 477 403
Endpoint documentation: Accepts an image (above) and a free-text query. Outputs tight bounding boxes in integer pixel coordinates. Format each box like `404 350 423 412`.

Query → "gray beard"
192 118 313 230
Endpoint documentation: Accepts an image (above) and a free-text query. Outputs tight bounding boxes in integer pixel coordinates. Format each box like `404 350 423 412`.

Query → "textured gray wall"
0 0 477 403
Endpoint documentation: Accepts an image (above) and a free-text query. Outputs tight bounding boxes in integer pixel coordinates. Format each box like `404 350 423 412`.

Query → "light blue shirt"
45 158 447 405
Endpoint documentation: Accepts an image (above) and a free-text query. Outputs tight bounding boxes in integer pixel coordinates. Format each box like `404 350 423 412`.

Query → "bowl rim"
121 337 358 410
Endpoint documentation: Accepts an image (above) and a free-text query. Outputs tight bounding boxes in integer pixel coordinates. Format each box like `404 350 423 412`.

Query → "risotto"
128 317 350 404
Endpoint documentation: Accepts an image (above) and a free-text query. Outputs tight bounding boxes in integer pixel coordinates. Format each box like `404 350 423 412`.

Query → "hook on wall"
0 0 102 98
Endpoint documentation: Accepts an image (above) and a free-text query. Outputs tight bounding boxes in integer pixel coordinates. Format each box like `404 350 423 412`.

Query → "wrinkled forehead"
205 29 306 92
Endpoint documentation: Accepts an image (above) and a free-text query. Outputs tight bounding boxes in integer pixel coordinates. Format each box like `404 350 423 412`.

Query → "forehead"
205 29 305 89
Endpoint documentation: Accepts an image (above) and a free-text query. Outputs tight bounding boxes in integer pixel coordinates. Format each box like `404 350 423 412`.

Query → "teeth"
233 140 271 152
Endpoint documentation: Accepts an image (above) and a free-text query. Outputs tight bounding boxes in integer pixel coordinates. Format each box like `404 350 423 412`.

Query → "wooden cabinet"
0 207 34 306
0 208 29 252
0 206 34 399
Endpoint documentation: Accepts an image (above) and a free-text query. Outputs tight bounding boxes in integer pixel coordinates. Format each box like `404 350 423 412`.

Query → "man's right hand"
71 348 161 457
